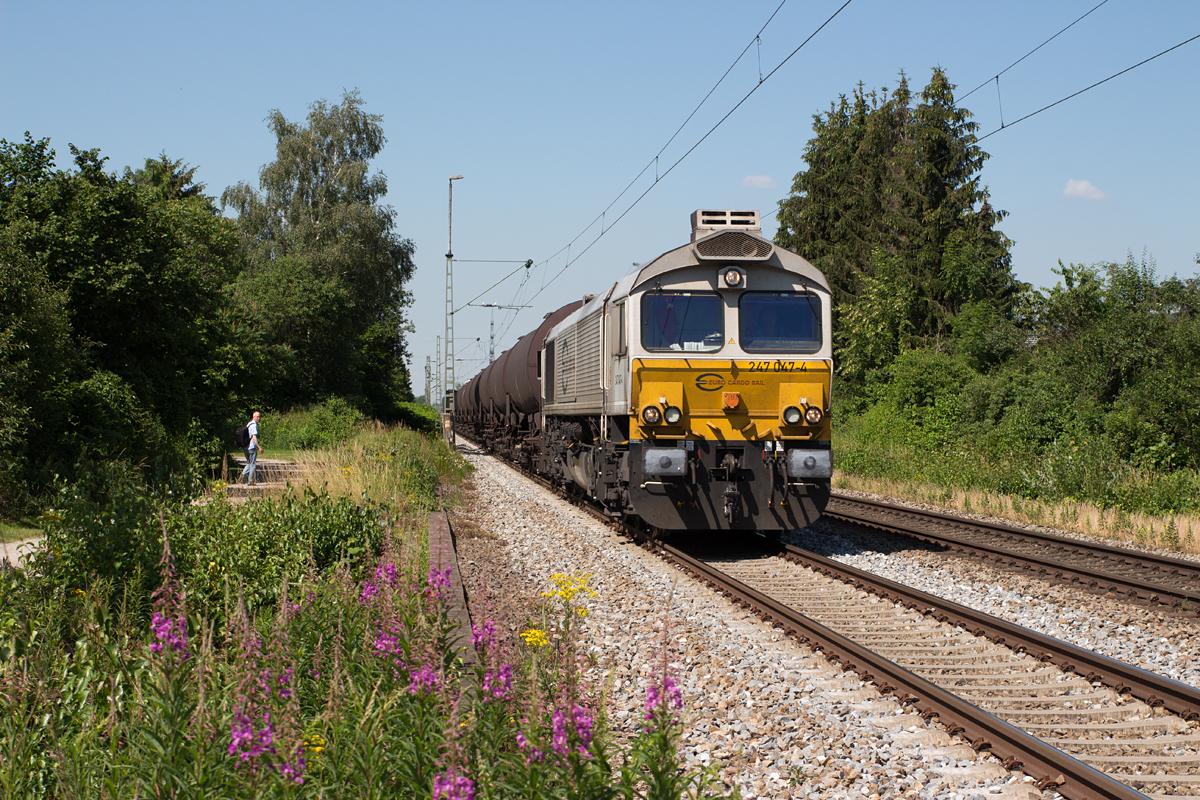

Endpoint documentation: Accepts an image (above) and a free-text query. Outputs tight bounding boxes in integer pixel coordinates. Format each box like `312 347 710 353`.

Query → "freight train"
454 210 832 532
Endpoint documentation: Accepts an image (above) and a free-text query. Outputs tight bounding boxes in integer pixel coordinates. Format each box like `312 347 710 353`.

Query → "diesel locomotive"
454 210 833 532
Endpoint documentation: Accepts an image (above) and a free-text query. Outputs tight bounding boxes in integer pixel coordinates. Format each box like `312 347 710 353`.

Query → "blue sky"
4 1 1198 397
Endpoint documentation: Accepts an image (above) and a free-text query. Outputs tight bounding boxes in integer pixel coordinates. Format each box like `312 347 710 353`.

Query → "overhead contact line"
978 31 1200 140
477 0 855 351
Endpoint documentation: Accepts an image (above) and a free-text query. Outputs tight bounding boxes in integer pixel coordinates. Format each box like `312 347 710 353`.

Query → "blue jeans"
241 447 258 484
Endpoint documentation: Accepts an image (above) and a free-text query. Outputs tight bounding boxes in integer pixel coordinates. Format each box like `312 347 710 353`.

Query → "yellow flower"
544 572 598 601
521 628 549 648
302 734 327 757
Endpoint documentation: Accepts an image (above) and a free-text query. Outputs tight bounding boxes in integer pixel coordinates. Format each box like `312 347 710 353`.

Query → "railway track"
462 441 1200 800
666 540 1200 800
824 493 1200 610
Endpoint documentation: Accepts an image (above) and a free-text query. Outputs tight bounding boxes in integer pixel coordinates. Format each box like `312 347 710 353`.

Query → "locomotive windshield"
641 292 723 352
739 292 822 353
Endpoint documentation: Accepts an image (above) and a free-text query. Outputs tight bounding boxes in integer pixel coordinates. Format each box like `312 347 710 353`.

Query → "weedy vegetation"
0 419 726 799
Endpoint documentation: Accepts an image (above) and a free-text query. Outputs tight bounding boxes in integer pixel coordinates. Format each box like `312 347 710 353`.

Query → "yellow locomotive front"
627 271 832 529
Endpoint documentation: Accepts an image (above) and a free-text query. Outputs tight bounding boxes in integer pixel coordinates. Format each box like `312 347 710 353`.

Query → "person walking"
241 411 263 485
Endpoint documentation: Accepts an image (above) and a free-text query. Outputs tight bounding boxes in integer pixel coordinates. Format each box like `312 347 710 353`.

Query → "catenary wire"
519 0 856 310
958 0 1112 103
469 7 1195 360
978 32 1200 140
460 0 793 316
484 0 853 351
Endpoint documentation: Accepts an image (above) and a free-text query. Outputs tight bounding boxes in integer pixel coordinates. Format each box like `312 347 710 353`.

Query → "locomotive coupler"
721 452 740 523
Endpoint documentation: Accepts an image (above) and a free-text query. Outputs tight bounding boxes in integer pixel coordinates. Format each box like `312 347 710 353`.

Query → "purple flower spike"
433 771 475 800
516 730 545 765
551 708 568 755
408 663 441 695
359 581 378 604
375 562 399 588
150 611 189 658
279 754 306 785
481 664 513 700
470 619 496 650
228 711 277 765
573 704 594 749
645 674 683 724
425 565 452 598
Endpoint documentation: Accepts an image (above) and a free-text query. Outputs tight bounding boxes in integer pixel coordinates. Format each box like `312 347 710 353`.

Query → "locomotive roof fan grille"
690 210 773 261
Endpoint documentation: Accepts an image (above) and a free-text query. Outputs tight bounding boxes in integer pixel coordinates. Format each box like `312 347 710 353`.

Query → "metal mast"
424 356 431 405
473 303 529 364
445 175 463 411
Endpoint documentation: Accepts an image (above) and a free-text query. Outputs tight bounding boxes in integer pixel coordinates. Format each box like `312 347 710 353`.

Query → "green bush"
37 471 385 623
394 401 440 435
259 397 365 451
166 490 385 614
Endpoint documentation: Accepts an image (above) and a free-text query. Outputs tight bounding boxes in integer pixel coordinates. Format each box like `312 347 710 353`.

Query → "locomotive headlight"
663 405 683 425
782 405 803 425
641 405 662 425
723 268 742 287
804 406 823 425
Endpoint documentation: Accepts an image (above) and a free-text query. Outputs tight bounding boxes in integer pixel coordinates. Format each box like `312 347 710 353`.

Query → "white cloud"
1063 179 1108 200
741 175 777 189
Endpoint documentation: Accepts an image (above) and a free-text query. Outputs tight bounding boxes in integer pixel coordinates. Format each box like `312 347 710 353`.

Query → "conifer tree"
775 68 1020 376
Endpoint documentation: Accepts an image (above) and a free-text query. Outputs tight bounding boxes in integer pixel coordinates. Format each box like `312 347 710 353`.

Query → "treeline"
0 91 418 514
776 68 1200 515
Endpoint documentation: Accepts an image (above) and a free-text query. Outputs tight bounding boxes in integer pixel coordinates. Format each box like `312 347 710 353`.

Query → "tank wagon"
455 210 833 531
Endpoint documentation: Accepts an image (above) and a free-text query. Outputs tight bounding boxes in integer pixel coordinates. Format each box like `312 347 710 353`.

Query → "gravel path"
453 447 1047 800
787 513 1200 693
0 536 42 567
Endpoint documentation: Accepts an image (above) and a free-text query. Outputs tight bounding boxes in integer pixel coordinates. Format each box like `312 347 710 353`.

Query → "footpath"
1 536 43 567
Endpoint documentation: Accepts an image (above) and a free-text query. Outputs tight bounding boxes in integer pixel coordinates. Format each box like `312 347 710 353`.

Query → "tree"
775 69 1021 375
222 90 417 413
0 133 245 501
124 152 213 207
774 80 912 310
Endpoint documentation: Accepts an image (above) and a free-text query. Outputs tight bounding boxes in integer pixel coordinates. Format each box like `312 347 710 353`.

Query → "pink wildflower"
279 754 306 785
481 664 513 700
425 565 452 598
516 729 545 764
470 619 496 650
376 562 400 588
551 708 569 755
573 704 594 752
433 771 475 800
644 675 682 723
359 581 378 604
149 611 189 657
228 711 277 765
408 663 441 695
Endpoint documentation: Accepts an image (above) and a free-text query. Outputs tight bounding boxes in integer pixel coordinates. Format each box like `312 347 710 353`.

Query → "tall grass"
834 426 1200 555
288 422 471 512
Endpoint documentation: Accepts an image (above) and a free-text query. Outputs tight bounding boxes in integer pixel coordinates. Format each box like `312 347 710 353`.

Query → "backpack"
234 425 250 448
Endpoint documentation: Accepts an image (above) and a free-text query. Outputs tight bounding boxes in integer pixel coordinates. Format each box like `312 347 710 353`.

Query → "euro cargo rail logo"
695 373 726 391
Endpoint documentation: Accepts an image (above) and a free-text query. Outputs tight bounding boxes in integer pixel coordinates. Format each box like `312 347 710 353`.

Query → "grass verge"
835 471 1200 556
0 519 41 543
